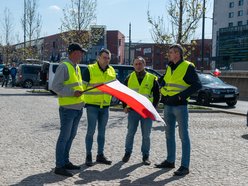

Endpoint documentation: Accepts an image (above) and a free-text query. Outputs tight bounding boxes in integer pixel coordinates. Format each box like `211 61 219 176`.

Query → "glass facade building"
216 25 248 68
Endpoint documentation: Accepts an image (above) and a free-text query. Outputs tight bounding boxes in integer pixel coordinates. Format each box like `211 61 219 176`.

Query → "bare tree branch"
148 0 204 44
20 0 42 59
61 0 100 49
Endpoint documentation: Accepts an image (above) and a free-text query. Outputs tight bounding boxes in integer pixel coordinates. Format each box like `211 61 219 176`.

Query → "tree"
1 7 14 64
21 0 42 59
148 0 204 44
61 0 102 49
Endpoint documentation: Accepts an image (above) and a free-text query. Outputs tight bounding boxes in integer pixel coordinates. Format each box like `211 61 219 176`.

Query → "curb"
110 107 247 117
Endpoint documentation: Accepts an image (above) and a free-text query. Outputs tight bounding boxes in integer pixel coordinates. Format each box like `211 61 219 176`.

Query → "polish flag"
96 80 164 123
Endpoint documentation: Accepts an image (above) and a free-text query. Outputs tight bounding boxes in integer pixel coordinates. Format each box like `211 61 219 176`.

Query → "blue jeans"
164 105 190 168
85 105 109 155
11 76 16 87
56 107 83 168
125 110 152 157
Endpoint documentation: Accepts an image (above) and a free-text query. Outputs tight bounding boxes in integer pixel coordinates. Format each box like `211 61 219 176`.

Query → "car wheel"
23 80 33 88
197 93 209 106
226 100 237 107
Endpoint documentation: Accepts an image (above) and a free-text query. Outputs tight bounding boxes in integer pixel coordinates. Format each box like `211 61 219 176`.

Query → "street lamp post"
128 23 131 65
201 0 206 72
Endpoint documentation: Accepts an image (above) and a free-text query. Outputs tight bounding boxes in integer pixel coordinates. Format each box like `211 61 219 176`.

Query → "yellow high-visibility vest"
161 60 194 98
128 71 156 103
58 62 84 106
83 63 116 107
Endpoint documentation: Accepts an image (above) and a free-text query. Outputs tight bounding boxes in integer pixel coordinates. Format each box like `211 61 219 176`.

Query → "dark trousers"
2 75 9 87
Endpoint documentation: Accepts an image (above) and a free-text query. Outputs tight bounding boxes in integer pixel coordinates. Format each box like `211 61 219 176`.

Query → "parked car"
0 64 4 78
43 62 162 93
16 64 42 88
42 63 87 92
191 72 239 106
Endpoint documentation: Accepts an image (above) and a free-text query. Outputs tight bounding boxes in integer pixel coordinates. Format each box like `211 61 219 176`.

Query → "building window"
229 2 234 8
228 22 233 27
238 10 243 16
239 0 243 6
118 39 121 46
229 12 234 18
238 21 243 26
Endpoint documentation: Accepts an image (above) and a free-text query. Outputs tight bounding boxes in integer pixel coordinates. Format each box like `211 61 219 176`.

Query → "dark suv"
0 64 4 79
16 64 41 88
191 72 239 106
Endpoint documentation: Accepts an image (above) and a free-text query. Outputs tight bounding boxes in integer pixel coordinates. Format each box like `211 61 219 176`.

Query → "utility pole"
201 0 206 72
128 22 131 65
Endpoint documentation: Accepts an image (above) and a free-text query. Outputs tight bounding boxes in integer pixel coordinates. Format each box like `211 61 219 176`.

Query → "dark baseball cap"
68 43 87 53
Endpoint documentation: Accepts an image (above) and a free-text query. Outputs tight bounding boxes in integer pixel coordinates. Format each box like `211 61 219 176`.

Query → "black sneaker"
142 155 151 166
174 166 189 176
155 160 175 168
54 167 73 177
122 153 131 163
85 154 93 167
64 162 81 170
96 154 112 165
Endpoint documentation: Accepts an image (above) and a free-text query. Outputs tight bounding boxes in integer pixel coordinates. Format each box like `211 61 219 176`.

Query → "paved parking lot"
0 87 248 186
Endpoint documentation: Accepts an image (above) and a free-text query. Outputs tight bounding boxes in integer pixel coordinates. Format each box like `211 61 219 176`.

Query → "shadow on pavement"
11 166 89 186
241 134 248 140
75 161 143 185
10 170 67 186
120 168 184 186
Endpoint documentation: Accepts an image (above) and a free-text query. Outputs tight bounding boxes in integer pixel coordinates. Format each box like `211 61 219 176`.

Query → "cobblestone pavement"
0 87 248 186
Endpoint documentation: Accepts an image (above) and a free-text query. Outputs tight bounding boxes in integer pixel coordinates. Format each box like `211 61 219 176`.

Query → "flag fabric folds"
96 79 164 123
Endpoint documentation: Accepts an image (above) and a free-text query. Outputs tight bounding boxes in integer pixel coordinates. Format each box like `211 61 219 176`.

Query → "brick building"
107 31 125 64
14 28 125 64
129 40 212 70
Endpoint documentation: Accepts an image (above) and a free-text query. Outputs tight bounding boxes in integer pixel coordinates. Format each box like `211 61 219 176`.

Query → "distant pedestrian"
82 48 116 167
122 56 160 165
2 65 10 87
51 42 87 177
155 44 202 176
10 64 17 87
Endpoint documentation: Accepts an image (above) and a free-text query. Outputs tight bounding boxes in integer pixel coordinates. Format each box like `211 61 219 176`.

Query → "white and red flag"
92 79 164 123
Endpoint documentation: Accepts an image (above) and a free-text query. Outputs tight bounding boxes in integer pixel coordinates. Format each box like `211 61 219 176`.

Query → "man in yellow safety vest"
122 56 160 165
82 48 116 167
155 44 202 176
52 42 87 177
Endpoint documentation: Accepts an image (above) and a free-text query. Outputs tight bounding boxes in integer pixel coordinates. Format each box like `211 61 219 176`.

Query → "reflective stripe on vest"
83 63 116 107
58 62 84 106
161 60 193 98
128 71 156 103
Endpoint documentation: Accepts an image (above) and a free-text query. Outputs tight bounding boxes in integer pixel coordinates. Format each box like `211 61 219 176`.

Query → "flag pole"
81 79 117 93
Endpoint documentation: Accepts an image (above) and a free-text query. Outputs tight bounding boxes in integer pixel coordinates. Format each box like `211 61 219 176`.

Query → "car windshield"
198 73 224 85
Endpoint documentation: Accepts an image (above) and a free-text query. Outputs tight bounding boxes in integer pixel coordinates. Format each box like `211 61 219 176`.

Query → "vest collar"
66 58 77 68
169 59 184 70
97 61 109 72
135 70 146 79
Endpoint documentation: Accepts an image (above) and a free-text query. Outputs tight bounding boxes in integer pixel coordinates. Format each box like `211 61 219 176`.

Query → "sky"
0 0 213 45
